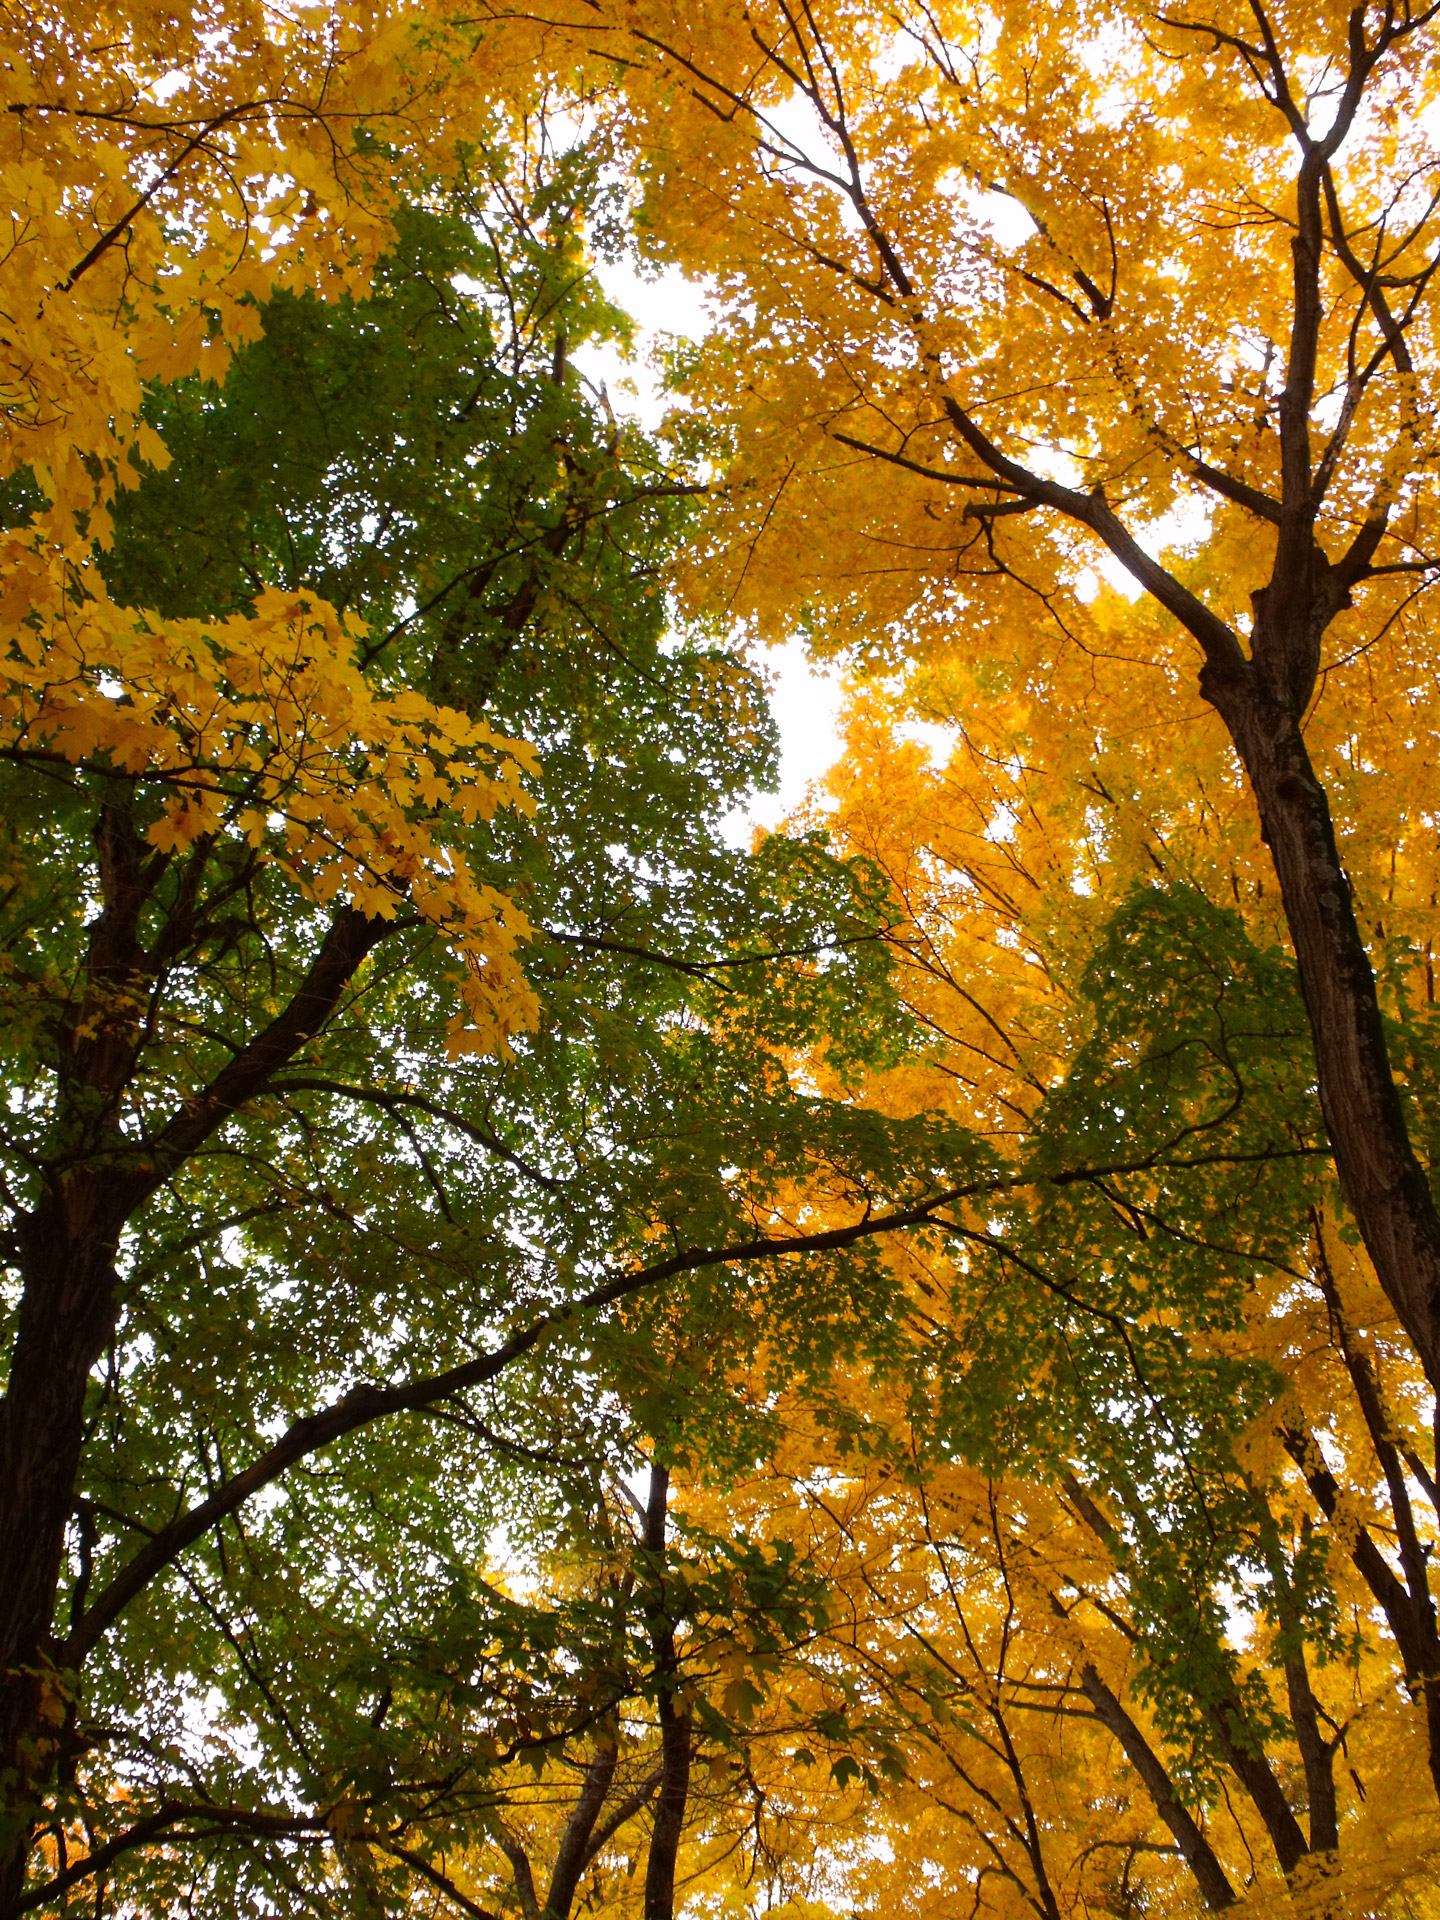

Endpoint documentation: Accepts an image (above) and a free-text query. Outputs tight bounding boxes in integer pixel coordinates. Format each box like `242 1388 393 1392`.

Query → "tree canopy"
6 1 1440 1916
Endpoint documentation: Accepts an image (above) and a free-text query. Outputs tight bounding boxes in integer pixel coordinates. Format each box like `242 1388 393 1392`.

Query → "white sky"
576 260 848 846
578 252 1211 845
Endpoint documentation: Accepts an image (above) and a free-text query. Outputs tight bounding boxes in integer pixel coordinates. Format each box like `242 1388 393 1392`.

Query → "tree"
470 0 1440 1903
572 0 1440 1374
623 852 1440 1913
1 110 990 1909
0 6 536 1896
442 1462 857 1920
20 0 1440 1909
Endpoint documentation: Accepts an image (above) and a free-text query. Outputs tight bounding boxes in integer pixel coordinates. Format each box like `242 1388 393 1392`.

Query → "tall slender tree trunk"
1079 1665 1236 1909
641 1465 690 1920
1204 666 1440 1397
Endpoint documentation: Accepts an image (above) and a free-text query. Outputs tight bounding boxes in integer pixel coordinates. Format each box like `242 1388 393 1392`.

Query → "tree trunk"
544 1724 618 1920
0 1188 128 1912
1079 1665 1236 1909
1283 1650 1339 1855
1204 666 1440 1395
1204 1701 1310 1878
640 1465 690 1920
0 903 394 1910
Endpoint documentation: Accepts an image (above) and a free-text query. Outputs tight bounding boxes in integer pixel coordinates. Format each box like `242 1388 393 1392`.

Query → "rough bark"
1283 1421 1440 1804
1078 1664 1236 1909
1204 1702 1310 1878
0 902 394 1911
640 1465 690 1920
1205 674 1440 1393
0 1193 129 1912
1282 1649 1339 1855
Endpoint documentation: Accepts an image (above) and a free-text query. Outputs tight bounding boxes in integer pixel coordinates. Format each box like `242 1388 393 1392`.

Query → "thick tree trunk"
1079 1665 1236 1908
1204 668 1440 1394
0 903 394 1911
0 1189 128 1912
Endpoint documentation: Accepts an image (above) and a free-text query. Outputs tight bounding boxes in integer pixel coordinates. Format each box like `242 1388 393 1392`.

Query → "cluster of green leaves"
16 151 967 1913
895 888 1346 1788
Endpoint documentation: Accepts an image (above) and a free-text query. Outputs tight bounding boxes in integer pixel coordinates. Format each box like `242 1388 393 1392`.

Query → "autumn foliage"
5 0 1440 1917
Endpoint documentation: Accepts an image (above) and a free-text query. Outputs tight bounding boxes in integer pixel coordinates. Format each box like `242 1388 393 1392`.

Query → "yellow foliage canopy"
0 0 554 1048
478 0 1440 1910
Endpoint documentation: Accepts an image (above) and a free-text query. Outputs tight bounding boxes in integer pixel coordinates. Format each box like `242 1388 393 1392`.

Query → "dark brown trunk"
988 1702 1063 1920
1203 671 1440 1392
1079 1665 1236 1908
1310 1230 1440 1802
501 1831 541 1920
1213 665 1440 1825
641 1465 690 1920
1204 1701 1310 1877
544 1726 617 1920
0 1189 128 1912
1283 1651 1338 1854
0 905 395 1910
1283 1422 1440 1803
1063 1475 1307 1876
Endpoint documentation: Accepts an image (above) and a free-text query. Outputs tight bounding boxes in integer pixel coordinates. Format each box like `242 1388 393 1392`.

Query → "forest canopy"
3 1 1440 1916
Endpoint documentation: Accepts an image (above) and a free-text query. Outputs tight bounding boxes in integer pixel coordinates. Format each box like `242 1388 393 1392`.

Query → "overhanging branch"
62 1182 975 1663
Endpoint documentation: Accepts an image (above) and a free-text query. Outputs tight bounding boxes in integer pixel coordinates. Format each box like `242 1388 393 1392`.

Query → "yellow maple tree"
462 0 1440 1908
566 0 1440 1377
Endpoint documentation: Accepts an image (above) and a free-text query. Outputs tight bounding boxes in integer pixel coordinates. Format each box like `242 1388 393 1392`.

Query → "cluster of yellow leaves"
676 1392 1440 1919
0 0 463 529
0 0 571 1050
811 562 1440 1142
4 547 541 1047
575 0 1440 627
725 605 1440 1913
548 0 1440 980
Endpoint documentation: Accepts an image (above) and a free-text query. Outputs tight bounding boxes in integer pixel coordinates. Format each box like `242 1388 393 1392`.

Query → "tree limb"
62 1180 977 1662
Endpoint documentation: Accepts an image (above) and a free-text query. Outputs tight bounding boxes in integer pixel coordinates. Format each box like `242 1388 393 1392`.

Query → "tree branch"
62 1180 975 1662
141 906 394 1191
15 1802 325 1912
933 395 1251 691
267 1077 565 1193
